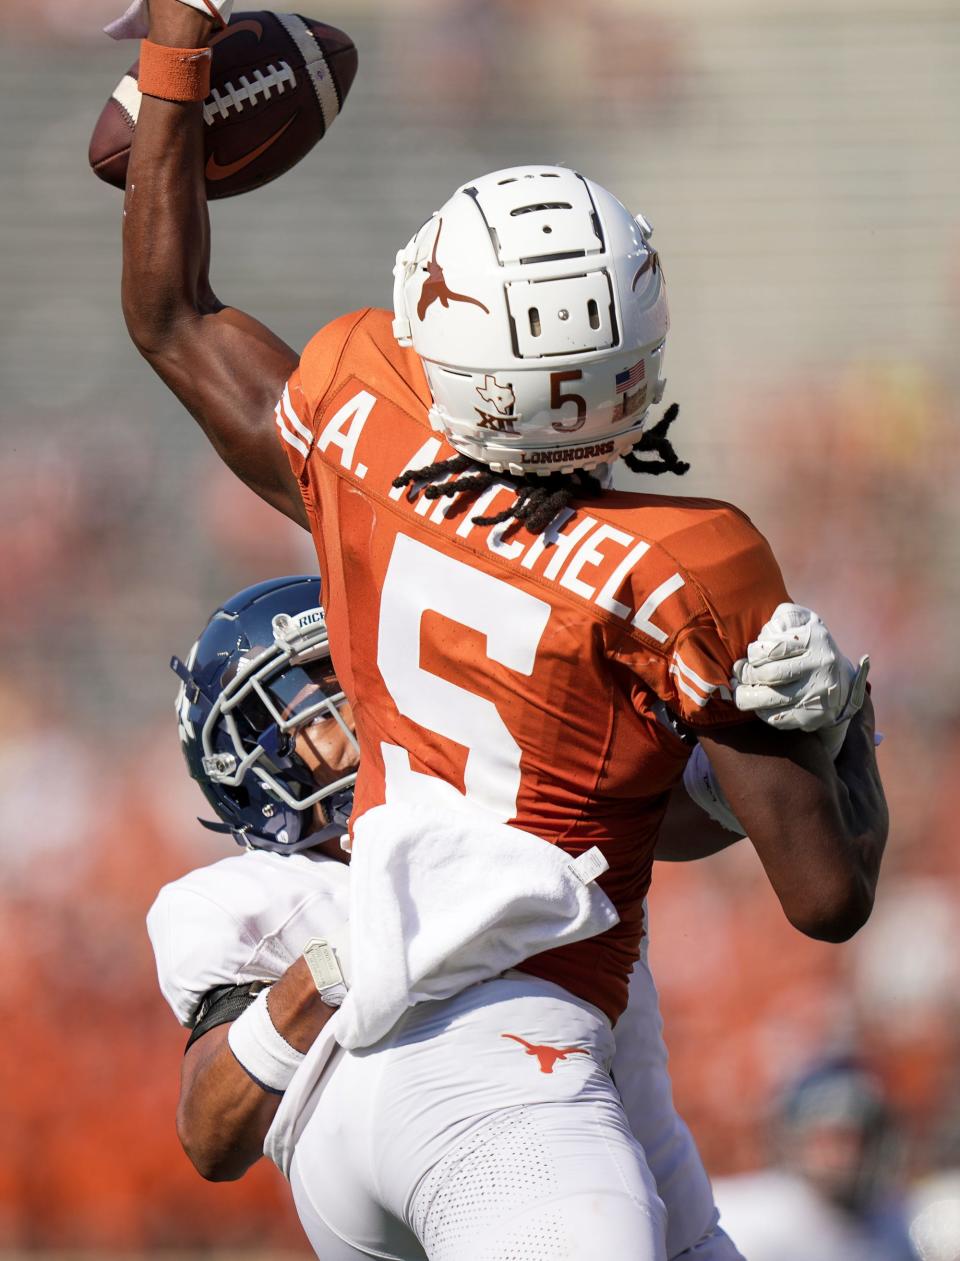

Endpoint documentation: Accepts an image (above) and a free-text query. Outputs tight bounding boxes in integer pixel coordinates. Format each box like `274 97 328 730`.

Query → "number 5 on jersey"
378 534 551 820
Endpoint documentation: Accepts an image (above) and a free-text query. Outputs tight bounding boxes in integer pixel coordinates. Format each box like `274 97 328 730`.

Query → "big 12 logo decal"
475 374 518 433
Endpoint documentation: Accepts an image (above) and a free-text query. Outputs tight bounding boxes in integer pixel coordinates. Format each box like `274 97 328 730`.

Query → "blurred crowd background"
1 0 958 1254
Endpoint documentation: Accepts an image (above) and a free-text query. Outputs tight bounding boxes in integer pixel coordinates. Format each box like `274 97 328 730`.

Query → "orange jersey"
276 308 789 1022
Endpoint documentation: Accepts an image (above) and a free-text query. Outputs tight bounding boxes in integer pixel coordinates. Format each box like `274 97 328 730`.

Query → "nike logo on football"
206 115 297 181
501 1033 591 1075
209 18 263 46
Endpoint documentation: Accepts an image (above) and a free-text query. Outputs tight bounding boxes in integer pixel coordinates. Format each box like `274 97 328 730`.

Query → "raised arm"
178 957 336 1181
698 696 887 942
120 0 306 525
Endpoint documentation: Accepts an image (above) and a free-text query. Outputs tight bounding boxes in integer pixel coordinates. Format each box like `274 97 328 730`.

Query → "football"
89 11 357 199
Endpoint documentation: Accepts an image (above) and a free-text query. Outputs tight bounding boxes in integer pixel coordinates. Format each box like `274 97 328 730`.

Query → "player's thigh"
291 1049 427 1261
291 1178 382 1261
383 977 667 1259
409 1098 666 1261
291 1147 426 1261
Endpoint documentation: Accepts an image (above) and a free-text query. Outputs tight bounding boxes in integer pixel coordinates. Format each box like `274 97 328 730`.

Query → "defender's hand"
733 603 869 734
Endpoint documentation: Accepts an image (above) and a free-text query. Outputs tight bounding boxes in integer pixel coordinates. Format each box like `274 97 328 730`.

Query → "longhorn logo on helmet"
417 220 491 321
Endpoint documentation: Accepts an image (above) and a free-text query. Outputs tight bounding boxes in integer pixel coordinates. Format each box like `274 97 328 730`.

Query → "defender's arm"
698 696 887 942
655 788 744 862
177 957 335 1181
120 1 306 526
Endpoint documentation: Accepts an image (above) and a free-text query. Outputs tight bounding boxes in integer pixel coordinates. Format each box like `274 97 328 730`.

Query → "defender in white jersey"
713 1060 917 1261
153 578 866 1260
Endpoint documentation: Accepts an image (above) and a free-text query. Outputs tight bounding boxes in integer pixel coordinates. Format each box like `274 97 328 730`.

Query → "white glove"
733 603 869 757
105 0 233 41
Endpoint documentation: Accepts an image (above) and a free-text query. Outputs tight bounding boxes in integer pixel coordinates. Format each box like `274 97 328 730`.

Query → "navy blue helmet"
776 1056 897 1211
171 576 357 855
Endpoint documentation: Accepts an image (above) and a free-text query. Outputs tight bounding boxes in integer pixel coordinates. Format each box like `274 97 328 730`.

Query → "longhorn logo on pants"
501 1033 590 1074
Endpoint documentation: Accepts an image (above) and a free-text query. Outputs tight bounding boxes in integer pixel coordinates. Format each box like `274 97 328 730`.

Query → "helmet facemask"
199 607 358 830
173 585 359 855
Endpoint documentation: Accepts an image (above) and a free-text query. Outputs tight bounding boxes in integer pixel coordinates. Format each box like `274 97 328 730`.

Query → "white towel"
328 802 619 1052
105 0 232 41
264 803 618 1175
264 1021 341 1177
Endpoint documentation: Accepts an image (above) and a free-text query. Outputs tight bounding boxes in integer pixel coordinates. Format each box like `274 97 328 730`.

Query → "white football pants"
291 974 667 1260
613 955 744 1261
289 965 745 1261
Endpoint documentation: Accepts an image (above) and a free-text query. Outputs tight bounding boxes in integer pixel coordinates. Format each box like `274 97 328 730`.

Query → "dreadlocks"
391 403 689 536
621 404 689 478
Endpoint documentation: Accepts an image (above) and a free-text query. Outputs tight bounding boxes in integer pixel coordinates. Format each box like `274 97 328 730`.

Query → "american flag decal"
616 360 646 392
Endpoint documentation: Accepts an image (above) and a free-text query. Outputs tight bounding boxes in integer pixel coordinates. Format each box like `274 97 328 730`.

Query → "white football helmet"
392 165 669 476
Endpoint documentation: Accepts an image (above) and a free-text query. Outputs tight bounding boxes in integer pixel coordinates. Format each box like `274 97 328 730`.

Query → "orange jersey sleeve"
274 310 374 486
599 493 791 729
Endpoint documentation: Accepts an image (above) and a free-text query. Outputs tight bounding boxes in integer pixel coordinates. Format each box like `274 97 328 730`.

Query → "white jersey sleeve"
713 1171 915 1261
146 848 351 1027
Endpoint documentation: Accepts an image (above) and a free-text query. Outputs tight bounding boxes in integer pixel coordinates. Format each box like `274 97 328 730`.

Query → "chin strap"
392 244 418 345
197 817 275 852
197 816 235 835
197 815 349 855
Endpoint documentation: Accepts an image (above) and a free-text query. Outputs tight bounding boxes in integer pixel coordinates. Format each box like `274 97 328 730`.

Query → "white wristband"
226 987 304 1094
683 742 746 836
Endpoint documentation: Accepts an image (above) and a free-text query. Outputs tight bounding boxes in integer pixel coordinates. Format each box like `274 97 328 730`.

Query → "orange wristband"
138 39 212 103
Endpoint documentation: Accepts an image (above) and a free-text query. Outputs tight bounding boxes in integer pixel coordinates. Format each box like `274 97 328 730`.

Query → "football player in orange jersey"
160 579 867 1261
121 3 888 1257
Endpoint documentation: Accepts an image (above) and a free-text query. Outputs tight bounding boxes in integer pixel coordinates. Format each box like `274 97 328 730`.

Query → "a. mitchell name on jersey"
298 387 692 649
